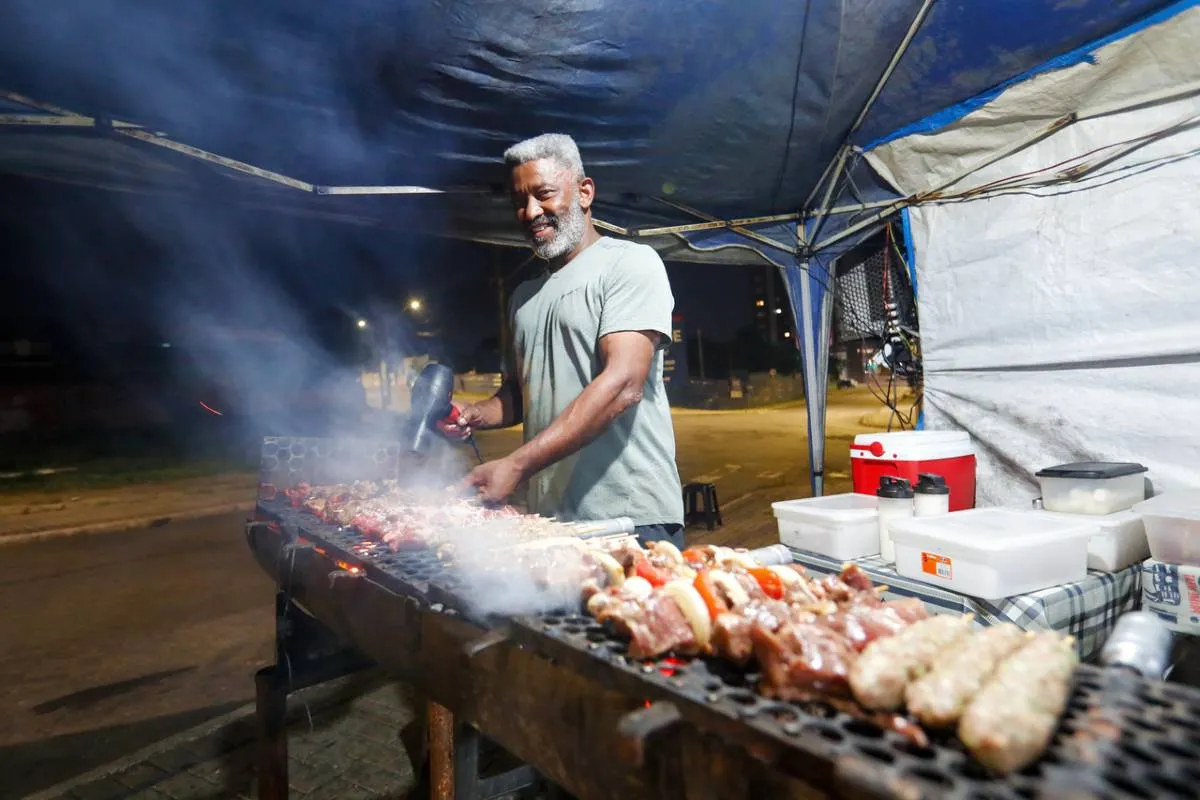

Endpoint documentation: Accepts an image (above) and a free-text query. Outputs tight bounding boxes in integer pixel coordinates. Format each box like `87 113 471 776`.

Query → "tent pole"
645 196 798 253
634 211 801 237
315 185 490 196
0 114 141 130
804 0 939 237
811 112 1076 253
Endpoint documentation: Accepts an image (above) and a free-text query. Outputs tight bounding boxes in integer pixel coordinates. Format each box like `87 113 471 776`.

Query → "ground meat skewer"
849 614 973 711
905 625 1030 728
959 632 1078 775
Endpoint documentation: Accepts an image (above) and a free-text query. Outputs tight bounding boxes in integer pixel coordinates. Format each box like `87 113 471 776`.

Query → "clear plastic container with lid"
888 508 1096 599
1133 491 1200 566
772 493 879 560
1035 461 1147 515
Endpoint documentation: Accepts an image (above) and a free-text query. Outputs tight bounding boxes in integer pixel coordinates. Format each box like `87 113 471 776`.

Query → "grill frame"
251 438 1200 800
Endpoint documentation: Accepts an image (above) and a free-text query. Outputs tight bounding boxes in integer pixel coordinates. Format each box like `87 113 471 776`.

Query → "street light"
356 319 368 329
408 298 423 312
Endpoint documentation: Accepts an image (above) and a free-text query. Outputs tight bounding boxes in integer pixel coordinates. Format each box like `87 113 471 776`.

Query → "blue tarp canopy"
0 0 1182 492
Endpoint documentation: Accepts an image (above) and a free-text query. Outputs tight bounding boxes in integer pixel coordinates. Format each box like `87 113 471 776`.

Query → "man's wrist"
506 445 540 480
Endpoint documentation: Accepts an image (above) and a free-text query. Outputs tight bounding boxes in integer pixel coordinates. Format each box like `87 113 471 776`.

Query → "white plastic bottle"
876 476 914 563
914 473 951 517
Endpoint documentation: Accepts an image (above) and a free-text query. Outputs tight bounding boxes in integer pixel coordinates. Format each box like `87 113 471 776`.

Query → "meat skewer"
959 631 1078 774
849 614 974 711
905 624 1030 728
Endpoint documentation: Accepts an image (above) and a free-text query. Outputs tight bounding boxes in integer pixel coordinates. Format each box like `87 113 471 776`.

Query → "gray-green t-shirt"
508 237 684 526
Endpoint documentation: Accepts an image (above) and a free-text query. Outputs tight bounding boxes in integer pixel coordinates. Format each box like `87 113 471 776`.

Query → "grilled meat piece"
839 563 874 592
959 632 1078 774
589 586 698 658
822 597 929 653
712 600 804 665
906 624 1029 728
753 621 858 699
849 614 974 711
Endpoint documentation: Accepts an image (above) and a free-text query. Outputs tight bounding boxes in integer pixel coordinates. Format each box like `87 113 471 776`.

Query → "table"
788 548 1142 661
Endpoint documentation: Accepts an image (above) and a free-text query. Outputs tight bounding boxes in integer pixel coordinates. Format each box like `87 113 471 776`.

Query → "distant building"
750 266 792 343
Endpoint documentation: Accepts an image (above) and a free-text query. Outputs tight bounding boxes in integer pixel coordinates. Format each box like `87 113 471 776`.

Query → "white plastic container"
913 474 951 518
876 476 914 564
773 493 879 560
1133 492 1200 566
1028 508 1148 572
888 508 1096 599
1035 462 1147 515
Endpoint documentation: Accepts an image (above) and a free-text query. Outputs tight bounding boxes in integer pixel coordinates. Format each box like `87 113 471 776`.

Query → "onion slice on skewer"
661 579 713 650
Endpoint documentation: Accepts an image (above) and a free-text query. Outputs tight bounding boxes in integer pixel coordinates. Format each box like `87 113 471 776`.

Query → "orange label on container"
922 552 953 580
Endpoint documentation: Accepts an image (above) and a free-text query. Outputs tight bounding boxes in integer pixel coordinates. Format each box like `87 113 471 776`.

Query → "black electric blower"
406 362 483 463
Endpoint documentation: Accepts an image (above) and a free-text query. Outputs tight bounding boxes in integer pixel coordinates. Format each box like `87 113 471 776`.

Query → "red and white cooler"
851 431 977 512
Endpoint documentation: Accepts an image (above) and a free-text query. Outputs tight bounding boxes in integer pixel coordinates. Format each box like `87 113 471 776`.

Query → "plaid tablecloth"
788 548 1143 662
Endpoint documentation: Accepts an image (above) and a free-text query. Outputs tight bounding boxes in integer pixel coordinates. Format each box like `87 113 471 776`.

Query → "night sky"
0 175 759 362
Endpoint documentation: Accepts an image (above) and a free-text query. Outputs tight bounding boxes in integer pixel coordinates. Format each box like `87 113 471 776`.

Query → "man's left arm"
466 248 673 502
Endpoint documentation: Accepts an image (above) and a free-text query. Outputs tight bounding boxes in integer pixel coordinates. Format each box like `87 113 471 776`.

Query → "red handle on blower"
435 404 462 436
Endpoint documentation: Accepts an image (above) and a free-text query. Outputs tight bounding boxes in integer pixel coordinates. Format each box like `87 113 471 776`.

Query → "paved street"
0 397 882 799
0 512 275 798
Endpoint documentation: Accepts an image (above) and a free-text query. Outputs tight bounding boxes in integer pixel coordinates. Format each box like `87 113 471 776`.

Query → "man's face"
509 158 593 260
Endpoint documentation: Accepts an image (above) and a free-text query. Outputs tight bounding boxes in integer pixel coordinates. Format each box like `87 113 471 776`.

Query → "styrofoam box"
772 493 879 560
1038 472 1145 515
1029 508 1149 572
1134 492 1200 567
1141 558 1200 635
889 509 1095 600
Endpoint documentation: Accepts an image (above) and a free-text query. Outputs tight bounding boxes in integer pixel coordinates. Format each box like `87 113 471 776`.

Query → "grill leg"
255 666 289 800
429 701 455 800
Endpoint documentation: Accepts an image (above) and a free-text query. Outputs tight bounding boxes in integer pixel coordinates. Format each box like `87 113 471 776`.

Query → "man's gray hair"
503 133 585 180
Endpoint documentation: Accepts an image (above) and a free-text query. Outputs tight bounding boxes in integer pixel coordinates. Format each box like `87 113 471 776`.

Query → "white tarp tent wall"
856 3 1200 504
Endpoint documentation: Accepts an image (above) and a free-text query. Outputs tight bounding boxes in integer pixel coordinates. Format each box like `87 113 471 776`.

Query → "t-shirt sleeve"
598 245 675 348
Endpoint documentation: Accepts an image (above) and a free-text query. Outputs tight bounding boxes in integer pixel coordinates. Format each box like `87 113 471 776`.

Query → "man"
451 133 684 547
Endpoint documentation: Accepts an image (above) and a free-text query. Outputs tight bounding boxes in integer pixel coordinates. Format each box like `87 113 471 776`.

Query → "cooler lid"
852 430 973 461
1035 462 1147 479
888 508 1097 552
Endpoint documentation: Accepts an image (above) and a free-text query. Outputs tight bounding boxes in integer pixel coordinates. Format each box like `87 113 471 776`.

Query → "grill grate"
257 495 454 601
256 491 1200 800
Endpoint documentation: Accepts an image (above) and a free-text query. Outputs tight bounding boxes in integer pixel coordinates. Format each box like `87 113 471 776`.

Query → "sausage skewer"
849 614 974 711
959 631 1078 775
905 625 1030 727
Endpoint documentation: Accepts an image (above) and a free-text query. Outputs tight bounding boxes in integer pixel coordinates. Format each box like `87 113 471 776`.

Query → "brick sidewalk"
42 672 419 800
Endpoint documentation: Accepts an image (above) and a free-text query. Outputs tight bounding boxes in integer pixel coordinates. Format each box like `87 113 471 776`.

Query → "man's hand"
463 456 526 504
436 401 487 440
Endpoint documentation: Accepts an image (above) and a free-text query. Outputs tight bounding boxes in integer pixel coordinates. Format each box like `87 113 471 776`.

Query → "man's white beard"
530 198 587 261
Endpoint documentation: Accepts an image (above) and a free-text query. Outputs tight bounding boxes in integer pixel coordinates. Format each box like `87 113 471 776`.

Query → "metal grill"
835 234 918 343
513 614 1200 800
253 439 1200 799
258 496 1200 799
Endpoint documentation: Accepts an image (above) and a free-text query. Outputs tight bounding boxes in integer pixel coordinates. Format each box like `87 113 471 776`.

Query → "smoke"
439 518 595 619
0 1 596 616
0 1 485 464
